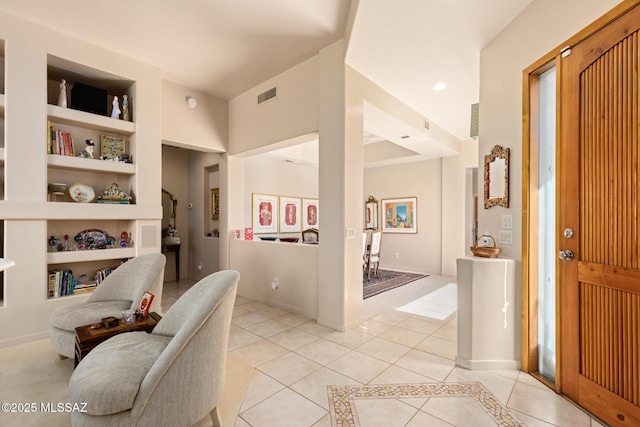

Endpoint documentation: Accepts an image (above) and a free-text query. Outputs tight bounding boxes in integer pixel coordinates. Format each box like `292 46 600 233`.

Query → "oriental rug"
362 269 428 299
328 382 525 427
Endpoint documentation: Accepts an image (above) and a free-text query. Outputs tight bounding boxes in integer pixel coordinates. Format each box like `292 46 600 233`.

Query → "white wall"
161 80 227 152
229 56 319 155
479 0 621 260
229 239 319 318
364 159 443 274
188 151 222 280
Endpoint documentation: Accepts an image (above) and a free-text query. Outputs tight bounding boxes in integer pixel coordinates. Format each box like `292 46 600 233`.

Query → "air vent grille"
470 103 479 138
257 87 277 105
424 119 430 130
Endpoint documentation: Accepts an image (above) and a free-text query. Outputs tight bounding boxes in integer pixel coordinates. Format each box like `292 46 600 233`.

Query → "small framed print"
138 291 154 317
381 197 417 233
100 135 126 159
252 193 279 234
302 198 319 230
279 196 302 233
210 188 219 220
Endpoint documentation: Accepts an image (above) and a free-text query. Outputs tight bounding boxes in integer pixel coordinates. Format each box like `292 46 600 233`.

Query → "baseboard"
455 356 520 371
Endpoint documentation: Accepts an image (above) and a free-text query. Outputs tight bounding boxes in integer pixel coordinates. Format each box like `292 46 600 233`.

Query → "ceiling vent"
257 86 277 105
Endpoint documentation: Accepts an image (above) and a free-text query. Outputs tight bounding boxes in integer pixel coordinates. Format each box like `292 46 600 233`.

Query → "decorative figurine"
120 231 129 248
111 96 121 119
122 95 130 121
85 139 94 158
58 79 67 108
97 183 132 204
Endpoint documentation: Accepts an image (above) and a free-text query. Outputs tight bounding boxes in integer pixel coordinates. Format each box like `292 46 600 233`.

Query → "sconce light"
186 96 197 108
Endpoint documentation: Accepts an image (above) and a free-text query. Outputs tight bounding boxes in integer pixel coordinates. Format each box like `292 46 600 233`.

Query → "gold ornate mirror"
484 145 509 208
365 196 378 229
162 188 177 230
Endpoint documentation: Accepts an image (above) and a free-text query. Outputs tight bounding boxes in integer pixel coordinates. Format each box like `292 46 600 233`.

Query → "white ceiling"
0 0 532 165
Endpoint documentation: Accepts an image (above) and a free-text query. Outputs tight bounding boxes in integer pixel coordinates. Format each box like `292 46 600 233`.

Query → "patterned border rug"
363 269 428 299
328 382 525 427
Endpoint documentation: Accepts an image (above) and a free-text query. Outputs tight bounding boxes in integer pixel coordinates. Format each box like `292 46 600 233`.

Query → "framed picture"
279 196 302 233
100 134 126 159
210 188 219 220
381 197 417 233
252 193 279 234
137 291 154 317
302 198 319 229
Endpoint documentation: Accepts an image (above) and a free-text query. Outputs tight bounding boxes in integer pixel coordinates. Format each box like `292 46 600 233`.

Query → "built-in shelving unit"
0 18 162 343
44 56 139 299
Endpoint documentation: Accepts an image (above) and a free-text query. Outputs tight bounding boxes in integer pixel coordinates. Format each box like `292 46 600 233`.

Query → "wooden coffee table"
74 312 162 367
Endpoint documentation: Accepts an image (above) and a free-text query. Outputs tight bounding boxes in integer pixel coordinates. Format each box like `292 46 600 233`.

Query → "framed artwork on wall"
302 198 319 230
252 193 278 234
381 197 417 233
210 188 219 220
279 196 302 233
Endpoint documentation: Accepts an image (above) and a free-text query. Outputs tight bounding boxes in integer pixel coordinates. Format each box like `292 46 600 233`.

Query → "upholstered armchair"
68 270 240 427
50 253 166 359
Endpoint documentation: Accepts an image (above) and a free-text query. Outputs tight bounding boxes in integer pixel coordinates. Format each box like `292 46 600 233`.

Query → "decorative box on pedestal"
244 228 254 240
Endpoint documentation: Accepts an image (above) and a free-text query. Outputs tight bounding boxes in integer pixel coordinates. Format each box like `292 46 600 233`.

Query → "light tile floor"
0 274 607 427
170 274 607 427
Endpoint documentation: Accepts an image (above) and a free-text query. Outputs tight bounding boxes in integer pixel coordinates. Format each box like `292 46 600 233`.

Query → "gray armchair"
50 253 166 359
68 270 240 427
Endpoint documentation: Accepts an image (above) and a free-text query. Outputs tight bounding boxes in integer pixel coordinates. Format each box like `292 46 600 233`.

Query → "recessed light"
433 82 447 91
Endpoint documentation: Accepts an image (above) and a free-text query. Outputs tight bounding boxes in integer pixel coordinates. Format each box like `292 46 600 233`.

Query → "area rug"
328 382 525 427
363 269 428 299
396 282 457 320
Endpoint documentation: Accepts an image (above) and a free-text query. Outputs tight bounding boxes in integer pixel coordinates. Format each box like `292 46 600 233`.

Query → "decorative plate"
69 183 95 203
74 229 115 249
279 237 299 243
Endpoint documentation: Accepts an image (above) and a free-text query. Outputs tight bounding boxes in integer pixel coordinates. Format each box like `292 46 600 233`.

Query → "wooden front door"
559 5 640 426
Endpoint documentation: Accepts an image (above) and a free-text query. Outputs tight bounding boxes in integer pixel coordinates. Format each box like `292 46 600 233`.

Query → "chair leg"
210 406 222 427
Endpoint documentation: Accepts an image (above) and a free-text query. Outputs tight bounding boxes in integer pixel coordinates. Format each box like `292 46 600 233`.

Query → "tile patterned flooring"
165 274 606 427
0 274 607 427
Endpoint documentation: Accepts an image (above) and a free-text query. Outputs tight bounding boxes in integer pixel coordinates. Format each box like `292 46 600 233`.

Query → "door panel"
560 4 640 425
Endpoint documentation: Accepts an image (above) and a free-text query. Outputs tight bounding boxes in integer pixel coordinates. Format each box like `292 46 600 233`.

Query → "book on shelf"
95 267 113 285
48 269 75 297
73 281 97 294
47 121 75 156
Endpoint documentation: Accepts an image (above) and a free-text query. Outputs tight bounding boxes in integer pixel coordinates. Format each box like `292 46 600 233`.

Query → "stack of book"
48 269 75 297
72 280 97 294
48 266 116 298
47 121 75 156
